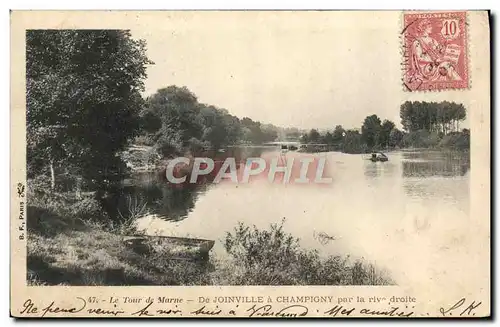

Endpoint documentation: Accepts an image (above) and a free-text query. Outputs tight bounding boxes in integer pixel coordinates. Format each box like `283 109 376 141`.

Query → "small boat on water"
123 234 215 261
280 144 298 152
369 152 389 162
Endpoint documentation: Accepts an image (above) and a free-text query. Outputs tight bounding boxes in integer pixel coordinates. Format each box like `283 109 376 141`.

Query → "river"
108 148 470 284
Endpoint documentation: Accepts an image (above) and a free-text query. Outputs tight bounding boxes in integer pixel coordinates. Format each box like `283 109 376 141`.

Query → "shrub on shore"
219 221 394 285
401 129 470 150
438 130 470 150
27 185 394 286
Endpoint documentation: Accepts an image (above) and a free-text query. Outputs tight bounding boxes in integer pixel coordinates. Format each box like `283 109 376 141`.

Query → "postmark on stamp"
402 11 468 91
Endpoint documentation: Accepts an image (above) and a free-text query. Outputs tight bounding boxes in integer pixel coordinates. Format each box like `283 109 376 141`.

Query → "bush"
438 130 470 150
28 174 52 192
70 196 106 221
222 221 394 285
188 137 210 154
27 183 107 236
156 137 183 158
402 130 441 148
134 134 157 146
121 146 160 170
342 131 367 154
107 195 149 235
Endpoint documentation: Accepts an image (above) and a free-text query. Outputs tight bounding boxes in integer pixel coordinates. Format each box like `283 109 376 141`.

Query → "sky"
131 11 470 130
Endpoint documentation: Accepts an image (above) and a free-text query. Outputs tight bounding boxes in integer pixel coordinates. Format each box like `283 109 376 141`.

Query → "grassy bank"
27 186 395 286
298 129 470 155
401 129 470 151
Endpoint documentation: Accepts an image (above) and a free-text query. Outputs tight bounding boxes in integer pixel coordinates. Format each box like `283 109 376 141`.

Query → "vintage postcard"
10 10 490 318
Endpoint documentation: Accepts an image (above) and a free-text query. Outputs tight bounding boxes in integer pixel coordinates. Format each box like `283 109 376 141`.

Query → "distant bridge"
263 141 301 146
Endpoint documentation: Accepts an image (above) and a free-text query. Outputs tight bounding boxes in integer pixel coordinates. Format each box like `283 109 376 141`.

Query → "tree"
343 130 365 154
27 30 152 190
300 133 309 144
283 127 301 141
379 119 395 148
400 101 414 132
361 115 382 149
323 131 334 145
237 117 278 144
452 103 466 132
389 128 404 148
332 125 345 144
139 108 162 134
221 112 242 146
147 86 204 156
308 129 321 143
260 124 279 143
198 104 234 150
400 101 467 134
241 117 264 144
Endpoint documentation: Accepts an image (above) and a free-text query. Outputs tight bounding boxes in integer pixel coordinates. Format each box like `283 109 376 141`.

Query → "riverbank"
298 130 470 155
27 187 394 286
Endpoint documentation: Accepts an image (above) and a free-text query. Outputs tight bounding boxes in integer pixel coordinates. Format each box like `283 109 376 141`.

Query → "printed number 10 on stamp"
402 12 468 91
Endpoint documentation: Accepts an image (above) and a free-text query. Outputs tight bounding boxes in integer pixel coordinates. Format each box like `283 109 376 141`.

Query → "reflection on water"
363 160 398 179
400 151 470 209
108 148 471 285
109 148 470 224
401 151 470 178
103 171 208 222
104 146 269 222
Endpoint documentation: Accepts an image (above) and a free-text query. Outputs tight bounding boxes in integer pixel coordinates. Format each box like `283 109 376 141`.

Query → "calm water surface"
110 148 471 284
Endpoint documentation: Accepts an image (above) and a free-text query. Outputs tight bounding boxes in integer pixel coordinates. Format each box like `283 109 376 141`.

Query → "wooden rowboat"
123 234 215 261
369 156 388 162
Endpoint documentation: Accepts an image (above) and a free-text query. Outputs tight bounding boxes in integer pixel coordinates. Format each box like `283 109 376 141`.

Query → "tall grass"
109 195 149 235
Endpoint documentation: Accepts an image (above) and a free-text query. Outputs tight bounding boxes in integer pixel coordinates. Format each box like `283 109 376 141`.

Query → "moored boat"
369 152 389 162
123 234 215 261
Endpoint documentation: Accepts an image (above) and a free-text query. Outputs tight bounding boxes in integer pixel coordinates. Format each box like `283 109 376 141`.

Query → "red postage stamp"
402 11 468 91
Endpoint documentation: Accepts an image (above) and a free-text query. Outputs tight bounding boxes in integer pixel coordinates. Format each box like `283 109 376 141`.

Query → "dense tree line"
299 101 467 153
27 30 281 193
301 125 345 145
299 119 404 153
400 101 466 134
137 86 279 156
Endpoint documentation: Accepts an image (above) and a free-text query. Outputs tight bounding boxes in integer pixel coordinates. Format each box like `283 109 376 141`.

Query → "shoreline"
27 191 394 286
26 147 469 287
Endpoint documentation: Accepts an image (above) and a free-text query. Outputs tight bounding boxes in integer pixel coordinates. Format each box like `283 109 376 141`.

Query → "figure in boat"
370 152 388 162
